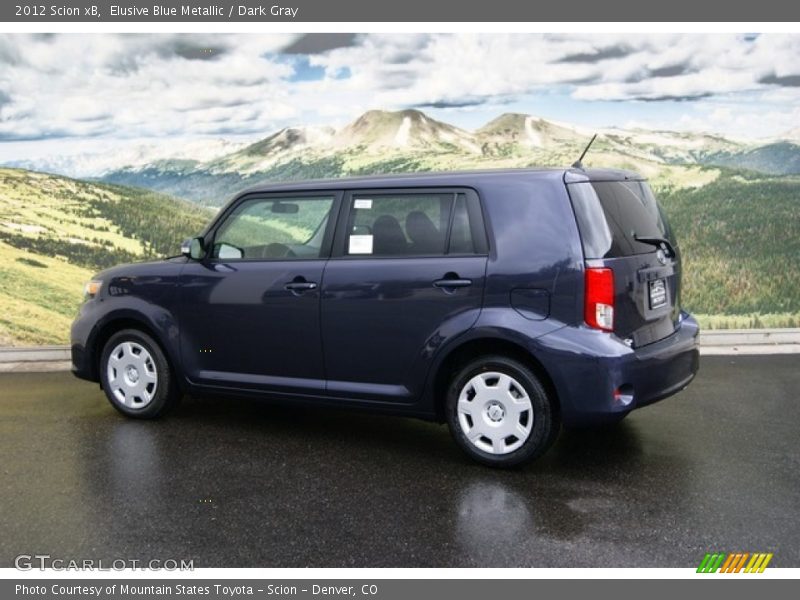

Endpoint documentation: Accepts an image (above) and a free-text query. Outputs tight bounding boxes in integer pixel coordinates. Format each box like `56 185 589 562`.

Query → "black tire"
99 329 180 419
445 355 560 467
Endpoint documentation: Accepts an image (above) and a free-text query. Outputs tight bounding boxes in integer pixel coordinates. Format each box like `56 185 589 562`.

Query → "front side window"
211 196 334 260
345 192 479 257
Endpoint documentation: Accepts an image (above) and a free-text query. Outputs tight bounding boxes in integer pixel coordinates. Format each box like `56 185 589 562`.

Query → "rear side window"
568 181 673 258
344 192 482 257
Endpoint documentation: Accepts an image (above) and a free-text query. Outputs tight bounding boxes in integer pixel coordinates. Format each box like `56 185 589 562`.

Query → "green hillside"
704 142 800 176
0 168 212 345
658 173 800 328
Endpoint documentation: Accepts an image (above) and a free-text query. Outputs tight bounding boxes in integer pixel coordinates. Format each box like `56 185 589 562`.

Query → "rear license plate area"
649 278 667 309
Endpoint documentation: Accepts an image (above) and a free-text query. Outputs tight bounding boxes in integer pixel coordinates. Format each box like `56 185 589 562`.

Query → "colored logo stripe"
720 553 752 573
698 552 773 573
719 553 736 572
697 553 726 573
733 553 750 572
745 553 774 573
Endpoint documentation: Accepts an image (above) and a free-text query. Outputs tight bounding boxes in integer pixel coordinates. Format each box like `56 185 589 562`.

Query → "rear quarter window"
568 180 672 259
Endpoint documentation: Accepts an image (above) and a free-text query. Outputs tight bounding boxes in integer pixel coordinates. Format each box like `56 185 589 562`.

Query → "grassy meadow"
0 168 211 345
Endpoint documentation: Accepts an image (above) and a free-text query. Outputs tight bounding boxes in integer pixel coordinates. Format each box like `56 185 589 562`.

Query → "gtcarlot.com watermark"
14 554 194 571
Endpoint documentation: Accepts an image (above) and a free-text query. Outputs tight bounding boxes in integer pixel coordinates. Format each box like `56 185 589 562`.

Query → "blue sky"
0 33 798 166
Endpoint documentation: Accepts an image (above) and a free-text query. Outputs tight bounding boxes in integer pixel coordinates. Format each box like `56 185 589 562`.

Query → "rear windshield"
568 180 673 259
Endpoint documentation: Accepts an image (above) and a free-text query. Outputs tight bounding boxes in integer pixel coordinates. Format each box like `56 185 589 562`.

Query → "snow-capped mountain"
476 113 588 151
333 109 481 153
3 108 798 205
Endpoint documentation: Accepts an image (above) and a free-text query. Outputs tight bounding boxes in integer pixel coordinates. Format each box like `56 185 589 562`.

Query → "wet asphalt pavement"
0 355 798 568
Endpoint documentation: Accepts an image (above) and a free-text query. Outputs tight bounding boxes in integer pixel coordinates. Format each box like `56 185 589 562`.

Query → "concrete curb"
700 328 800 356
0 360 72 373
1 329 798 373
701 328 800 346
700 328 800 355
0 345 71 362
0 346 72 374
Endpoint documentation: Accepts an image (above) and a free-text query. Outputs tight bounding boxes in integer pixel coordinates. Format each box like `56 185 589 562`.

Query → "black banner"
4 579 798 600
3 0 800 22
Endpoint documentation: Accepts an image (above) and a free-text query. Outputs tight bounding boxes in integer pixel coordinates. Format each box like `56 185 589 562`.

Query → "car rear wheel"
446 355 559 467
100 329 179 419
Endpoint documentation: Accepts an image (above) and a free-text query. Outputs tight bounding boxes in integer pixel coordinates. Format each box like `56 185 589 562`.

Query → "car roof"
235 166 644 196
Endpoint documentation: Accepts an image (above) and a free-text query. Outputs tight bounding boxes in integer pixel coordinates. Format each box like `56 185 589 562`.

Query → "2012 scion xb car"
71 168 699 467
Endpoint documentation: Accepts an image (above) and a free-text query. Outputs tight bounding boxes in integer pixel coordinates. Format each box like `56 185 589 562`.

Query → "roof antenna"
572 133 597 169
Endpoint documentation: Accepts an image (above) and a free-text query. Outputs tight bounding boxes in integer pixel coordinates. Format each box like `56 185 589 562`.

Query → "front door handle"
285 280 318 292
433 276 472 289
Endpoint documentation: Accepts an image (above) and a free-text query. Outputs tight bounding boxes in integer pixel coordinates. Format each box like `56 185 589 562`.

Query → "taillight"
585 267 614 332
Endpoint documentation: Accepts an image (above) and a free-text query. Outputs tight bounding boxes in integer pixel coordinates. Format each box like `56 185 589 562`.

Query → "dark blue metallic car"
71 167 699 466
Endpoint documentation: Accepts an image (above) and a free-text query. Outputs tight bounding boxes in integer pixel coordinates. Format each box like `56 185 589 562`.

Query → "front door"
179 192 339 394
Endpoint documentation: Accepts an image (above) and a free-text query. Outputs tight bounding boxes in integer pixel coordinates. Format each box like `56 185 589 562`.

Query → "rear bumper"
624 315 700 409
536 313 700 426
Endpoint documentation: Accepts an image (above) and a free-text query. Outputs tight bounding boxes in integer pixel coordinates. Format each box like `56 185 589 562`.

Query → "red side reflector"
585 267 615 332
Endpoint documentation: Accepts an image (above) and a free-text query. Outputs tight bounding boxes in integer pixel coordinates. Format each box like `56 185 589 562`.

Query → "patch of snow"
2 222 46 234
437 129 482 154
524 116 543 147
623 132 709 150
394 116 412 147
66 237 91 246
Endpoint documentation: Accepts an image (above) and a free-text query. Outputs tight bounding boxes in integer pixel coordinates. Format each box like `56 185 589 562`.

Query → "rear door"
568 179 681 347
320 188 488 402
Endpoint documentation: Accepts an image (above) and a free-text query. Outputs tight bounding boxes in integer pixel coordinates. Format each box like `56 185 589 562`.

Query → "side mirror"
181 237 206 260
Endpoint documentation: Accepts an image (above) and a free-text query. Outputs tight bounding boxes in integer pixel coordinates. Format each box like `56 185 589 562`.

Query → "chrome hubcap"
107 342 158 408
457 371 533 455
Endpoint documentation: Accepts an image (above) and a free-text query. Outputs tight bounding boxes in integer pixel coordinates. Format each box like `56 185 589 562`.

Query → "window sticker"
349 234 374 254
354 199 373 210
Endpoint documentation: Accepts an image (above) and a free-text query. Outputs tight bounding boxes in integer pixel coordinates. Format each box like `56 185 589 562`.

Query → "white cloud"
0 32 798 147
312 33 800 105
0 34 297 141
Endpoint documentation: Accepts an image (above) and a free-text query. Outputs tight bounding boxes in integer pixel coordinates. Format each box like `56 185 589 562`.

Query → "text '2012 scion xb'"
71 167 699 467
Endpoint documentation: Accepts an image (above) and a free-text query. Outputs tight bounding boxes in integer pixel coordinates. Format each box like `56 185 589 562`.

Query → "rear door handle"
285 281 318 292
433 277 472 289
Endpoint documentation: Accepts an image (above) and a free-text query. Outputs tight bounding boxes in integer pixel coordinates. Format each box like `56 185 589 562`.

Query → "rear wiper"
634 234 676 258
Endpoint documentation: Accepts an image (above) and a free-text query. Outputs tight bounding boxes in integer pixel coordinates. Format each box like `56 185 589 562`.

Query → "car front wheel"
100 329 179 419
446 355 559 467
